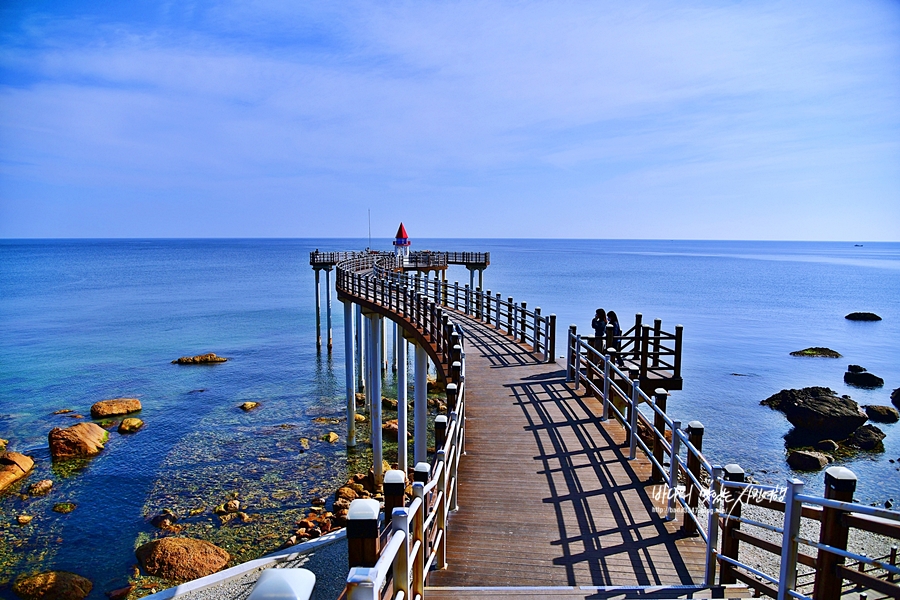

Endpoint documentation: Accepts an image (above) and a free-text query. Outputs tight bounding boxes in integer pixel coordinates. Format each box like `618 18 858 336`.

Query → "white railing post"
392 507 411 599
574 335 582 390
412 483 426 599
629 379 639 459
450 411 460 511
346 569 377 600
601 354 610 422
705 465 723 585
777 478 805 600
534 307 541 352
436 449 448 569
667 421 682 521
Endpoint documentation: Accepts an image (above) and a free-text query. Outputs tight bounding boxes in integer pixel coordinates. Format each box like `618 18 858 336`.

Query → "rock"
239 402 260 411
311 497 326 506
816 439 840 452
335 486 358 501
53 409 73 415
789 347 841 358
845 312 881 321
637 417 672 449
90 398 141 419
354 414 366 422
333 498 351 511
27 479 53 496
381 397 398 410
106 584 134 600
848 424 886 451
0 438 6 450
150 509 178 529
49 423 108 459
382 420 399 440
299 438 310 450
214 499 240 514
844 366 884 388
0 451 34 493
12 571 93 600
893 388 900 409
172 353 227 365
761 387 867 439
887 500 894 509
17 515 33 525
787 451 829 471
53 502 76 514
321 432 339 443
135 537 230 581
865 405 899 423
118 418 144 433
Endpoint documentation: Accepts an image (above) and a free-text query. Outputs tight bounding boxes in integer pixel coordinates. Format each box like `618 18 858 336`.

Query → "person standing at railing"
608 311 624 367
591 308 607 354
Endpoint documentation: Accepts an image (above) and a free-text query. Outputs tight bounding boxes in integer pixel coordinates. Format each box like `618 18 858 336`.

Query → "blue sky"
0 1 898 240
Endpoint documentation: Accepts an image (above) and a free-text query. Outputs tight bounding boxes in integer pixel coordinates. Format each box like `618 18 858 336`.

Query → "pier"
301 242 900 600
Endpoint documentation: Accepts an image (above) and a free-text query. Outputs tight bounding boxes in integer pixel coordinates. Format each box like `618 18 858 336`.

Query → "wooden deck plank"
427 314 706 589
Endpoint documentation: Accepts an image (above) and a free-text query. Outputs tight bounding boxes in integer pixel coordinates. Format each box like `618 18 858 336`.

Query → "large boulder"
48 423 109 459
761 387 867 439
865 405 899 423
847 425 886 451
787 451 829 471
135 537 230 581
118 418 144 433
0 452 34 493
90 398 141 419
12 571 92 600
845 312 881 321
844 366 884 388
172 353 227 365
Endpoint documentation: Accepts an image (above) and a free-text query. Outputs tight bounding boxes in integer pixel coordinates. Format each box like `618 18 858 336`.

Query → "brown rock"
90 398 142 419
27 479 53 495
333 498 351 511
335 486 358 501
53 409 73 415
17 515 33 525
0 451 34 493
106 584 134 600
321 432 339 443
12 571 93 600
118 418 144 433
382 397 399 410
239 402 259 411
864 405 899 423
848 424 886 451
135 537 230 582
761 387 867 439
172 353 227 365
49 423 108 459
787 451 829 471
382 419 400 440
53 502 76 514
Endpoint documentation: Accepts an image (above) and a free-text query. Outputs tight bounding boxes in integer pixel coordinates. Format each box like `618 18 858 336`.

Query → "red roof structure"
395 223 409 240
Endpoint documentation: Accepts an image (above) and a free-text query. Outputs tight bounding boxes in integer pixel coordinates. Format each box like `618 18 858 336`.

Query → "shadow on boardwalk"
428 315 704 588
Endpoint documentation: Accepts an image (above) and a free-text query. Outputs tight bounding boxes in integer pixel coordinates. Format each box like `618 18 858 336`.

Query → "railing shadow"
510 373 698 587
458 317 543 368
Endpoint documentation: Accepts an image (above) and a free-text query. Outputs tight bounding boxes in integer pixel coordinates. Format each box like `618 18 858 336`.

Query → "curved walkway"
426 312 706 593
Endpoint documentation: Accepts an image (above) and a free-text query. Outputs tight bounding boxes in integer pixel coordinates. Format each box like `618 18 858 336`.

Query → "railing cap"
415 462 431 475
348 498 381 521
825 466 857 492
687 420 704 434
384 469 406 485
435 415 448 424
723 463 745 480
654 388 670 397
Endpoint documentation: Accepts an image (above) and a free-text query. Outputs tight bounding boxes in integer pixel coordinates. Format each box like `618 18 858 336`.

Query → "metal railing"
566 329 900 599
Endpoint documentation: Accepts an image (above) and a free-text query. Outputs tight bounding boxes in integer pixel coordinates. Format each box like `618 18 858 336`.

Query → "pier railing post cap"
687 421 704 435
654 388 670 397
435 415 448 425
247 567 316 600
414 462 431 482
384 469 406 486
348 498 381 521
824 466 857 492
445 383 457 392
723 463 744 480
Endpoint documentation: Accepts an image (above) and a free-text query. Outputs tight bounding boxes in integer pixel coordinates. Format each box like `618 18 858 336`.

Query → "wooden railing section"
568 331 900 600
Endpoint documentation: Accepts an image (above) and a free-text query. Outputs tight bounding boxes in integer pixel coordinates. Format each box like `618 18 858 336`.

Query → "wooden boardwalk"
426 314 707 593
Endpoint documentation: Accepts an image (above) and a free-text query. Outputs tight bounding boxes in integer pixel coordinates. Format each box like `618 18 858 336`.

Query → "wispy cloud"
1 0 898 239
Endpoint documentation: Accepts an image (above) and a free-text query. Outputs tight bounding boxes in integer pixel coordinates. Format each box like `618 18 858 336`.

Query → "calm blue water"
1 239 898 596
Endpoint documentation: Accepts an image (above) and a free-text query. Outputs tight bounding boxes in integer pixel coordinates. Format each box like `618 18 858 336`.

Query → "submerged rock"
27 479 53 496
844 366 884 388
845 312 881 321
48 422 108 459
789 347 841 358
0 451 34 493
135 537 230 581
321 432 339 443
761 387 867 440
239 402 260 411
172 353 227 365
53 502 76 514
816 439 840 452
12 571 92 600
787 451 829 471
864 405 899 423
90 398 141 419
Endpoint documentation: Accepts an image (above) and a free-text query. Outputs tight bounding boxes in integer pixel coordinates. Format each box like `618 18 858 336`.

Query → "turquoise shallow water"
1 238 898 597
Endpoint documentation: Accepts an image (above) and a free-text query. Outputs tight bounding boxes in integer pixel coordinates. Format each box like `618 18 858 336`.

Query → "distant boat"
855 244 863 247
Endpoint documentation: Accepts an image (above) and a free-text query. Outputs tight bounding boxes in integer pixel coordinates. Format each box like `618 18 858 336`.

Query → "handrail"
564 329 900 600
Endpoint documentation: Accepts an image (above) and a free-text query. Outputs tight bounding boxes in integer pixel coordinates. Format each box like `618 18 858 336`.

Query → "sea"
1 238 898 597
